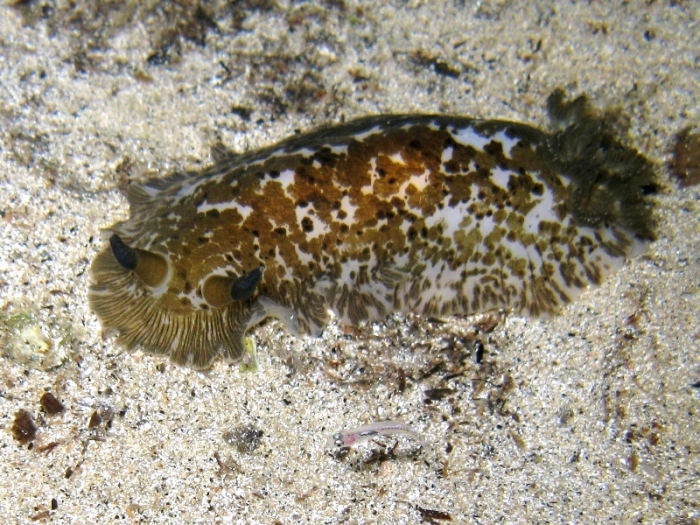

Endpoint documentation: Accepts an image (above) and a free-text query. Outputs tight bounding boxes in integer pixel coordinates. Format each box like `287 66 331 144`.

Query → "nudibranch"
90 90 656 368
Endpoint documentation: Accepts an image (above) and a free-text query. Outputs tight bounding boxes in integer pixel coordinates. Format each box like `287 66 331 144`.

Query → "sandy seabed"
1 2 699 524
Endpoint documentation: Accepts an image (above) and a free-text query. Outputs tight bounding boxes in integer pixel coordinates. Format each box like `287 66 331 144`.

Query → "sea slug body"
89 90 656 368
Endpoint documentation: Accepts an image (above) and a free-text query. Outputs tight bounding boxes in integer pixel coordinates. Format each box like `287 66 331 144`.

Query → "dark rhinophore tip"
202 266 265 308
108 234 168 287
110 234 138 271
231 266 265 302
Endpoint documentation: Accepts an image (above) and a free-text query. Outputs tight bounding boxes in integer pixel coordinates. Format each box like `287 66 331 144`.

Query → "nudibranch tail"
545 89 656 244
89 89 656 368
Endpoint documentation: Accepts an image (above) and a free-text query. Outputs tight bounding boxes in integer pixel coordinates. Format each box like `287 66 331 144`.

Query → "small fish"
329 419 425 448
89 89 656 368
